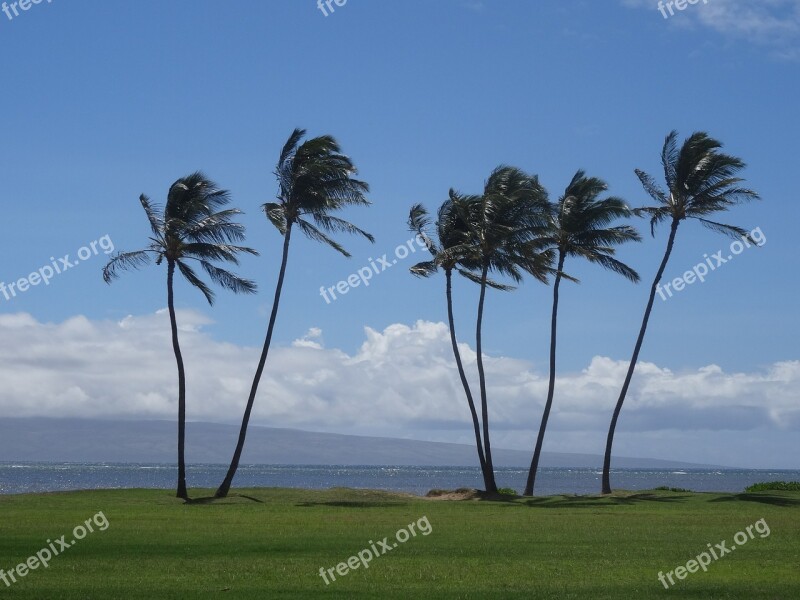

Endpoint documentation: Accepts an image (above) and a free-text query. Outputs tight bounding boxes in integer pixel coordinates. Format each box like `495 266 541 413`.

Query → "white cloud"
622 0 800 58
0 311 797 467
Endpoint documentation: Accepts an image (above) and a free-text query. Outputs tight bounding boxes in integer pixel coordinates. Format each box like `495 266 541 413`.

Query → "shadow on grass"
520 493 692 508
708 493 800 508
296 501 409 508
473 493 523 504
184 493 264 505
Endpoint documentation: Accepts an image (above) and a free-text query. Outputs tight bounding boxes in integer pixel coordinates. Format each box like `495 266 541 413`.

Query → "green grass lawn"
1 487 798 598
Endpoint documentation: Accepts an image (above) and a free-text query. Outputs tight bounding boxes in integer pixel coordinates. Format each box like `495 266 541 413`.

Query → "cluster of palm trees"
103 127 758 500
408 130 759 496
104 129 374 499
408 167 641 494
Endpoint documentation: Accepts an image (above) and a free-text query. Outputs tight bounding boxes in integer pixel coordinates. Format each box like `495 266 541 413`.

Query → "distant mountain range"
0 418 726 468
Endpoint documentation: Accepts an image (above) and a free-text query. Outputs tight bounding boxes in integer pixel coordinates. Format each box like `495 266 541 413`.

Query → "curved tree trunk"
445 269 490 489
602 219 680 494
524 252 565 496
216 224 293 498
474 262 498 493
167 260 188 500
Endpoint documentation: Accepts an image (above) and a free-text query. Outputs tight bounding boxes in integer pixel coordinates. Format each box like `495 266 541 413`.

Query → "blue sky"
0 0 797 467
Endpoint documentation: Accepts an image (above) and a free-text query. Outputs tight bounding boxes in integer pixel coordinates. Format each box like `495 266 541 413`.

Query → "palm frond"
408 203 440 257
574 225 642 247
695 218 751 241
139 195 165 239
102 250 154 283
167 172 231 222
541 171 641 286
263 202 288 234
199 261 258 296
661 130 679 189
633 206 672 237
409 260 439 278
676 132 722 191
295 218 350 257
279 128 306 166
408 203 431 234
457 268 516 291
274 128 373 251
176 260 215 305
583 252 641 283
181 243 258 264
634 169 669 205
637 130 759 240
311 214 375 243
517 247 557 284
184 209 250 244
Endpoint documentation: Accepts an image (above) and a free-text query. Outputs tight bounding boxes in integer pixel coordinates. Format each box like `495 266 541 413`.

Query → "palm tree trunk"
216 224 293 498
166 260 188 500
602 219 680 494
475 262 498 493
445 269 490 488
524 252 565 496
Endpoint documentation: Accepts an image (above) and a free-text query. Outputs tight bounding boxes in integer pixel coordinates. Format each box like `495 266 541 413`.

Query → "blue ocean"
2 463 798 496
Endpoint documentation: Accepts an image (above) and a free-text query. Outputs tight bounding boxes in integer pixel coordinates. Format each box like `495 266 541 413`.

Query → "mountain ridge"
0 418 732 469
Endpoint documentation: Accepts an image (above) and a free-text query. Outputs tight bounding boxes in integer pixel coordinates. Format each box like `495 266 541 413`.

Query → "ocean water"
2 463 798 496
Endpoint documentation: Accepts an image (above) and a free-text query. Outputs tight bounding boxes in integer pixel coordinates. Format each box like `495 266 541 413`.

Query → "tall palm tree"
469 166 553 492
408 192 502 491
601 131 760 494
215 128 374 498
103 173 258 499
522 171 641 497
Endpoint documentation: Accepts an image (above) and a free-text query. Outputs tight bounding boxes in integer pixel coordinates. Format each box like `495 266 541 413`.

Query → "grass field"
1 487 798 598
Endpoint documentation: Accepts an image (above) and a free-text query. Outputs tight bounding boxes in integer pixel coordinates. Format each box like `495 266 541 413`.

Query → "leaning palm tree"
469 166 553 492
408 192 502 491
215 129 374 498
601 131 760 494
103 172 258 499
522 171 641 497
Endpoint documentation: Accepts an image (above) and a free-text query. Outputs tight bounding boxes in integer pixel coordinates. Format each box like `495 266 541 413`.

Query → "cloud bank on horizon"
0 311 796 469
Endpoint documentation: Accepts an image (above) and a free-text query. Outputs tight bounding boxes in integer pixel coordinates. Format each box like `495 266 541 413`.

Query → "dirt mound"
425 488 480 500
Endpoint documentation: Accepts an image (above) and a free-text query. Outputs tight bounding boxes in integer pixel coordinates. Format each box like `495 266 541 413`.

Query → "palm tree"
215 128 374 498
408 192 500 491
469 166 553 492
522 171 640 497
601 131 760 494
103 173 258 499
